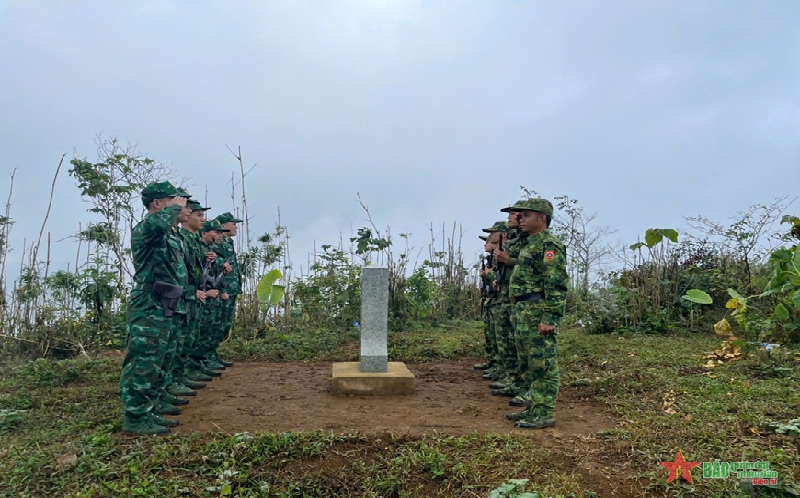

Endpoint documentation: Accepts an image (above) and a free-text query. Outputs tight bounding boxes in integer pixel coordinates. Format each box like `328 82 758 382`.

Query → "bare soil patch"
175 360 617 438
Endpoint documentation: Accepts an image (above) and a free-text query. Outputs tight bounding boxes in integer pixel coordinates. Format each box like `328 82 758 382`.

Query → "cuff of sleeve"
541 312 560 326
507 257 517 266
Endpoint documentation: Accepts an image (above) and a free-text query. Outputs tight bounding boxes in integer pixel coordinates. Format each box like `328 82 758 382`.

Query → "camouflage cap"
141 181 191 206
500 200 530 213
481 221 508 233
215 212 244 224
511 198 554 217
201 219 230 233
478 235 488 241
187 199 211 211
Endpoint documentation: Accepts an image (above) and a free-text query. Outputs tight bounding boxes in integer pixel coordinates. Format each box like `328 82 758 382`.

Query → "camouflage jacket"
492 227 529 303
130 205 188 310
509 229 568 326
219 236 242 296
179 228 205 302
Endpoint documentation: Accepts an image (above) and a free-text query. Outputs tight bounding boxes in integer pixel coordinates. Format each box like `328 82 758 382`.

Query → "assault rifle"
495 235 504 286
201 242 226 291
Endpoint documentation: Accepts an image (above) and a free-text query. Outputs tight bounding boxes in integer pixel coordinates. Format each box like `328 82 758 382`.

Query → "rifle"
201 242 225 292
495 235 504 286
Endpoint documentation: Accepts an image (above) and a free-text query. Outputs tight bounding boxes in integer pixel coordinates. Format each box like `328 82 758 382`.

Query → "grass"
1 322 799 497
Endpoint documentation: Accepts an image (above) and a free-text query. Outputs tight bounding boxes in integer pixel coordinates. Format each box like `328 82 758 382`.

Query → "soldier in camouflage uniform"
189 220 229 380
479 222 509 382
208 212 243 370
171 198 215 394
119 181 190 435
491 200 532 402
504 198 568 429
476 231 501 372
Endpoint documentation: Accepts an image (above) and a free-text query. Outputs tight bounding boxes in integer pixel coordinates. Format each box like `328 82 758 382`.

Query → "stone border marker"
359 265 388 372
331 265 416 395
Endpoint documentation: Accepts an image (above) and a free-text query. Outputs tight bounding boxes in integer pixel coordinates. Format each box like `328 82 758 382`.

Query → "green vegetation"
1 325 799 497
1 137 800 496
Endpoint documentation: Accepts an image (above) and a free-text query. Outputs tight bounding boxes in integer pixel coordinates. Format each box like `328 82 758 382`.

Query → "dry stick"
31 154 65 269
0 168 16 295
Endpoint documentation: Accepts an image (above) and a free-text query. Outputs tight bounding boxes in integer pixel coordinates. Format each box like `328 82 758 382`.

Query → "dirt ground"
174 360 649 496
175 360 618 438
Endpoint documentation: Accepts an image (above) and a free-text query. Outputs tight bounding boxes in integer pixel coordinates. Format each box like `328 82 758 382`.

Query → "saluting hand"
171 196 188 207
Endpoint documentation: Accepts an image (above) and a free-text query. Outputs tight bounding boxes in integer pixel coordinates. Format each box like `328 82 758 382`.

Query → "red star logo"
659 450 701 483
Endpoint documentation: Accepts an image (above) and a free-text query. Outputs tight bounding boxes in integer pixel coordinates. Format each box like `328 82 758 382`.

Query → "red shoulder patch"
544 250 555 261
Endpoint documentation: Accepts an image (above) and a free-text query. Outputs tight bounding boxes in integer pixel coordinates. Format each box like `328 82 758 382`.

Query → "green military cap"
500 200 529 213
187 199 211 211
481 221 508 233
215 212 244 224
141 181 191 206
478 235 488 241
201 219 230 233
511 198 554 217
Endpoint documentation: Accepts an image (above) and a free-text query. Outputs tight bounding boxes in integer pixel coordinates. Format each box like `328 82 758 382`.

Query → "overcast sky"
1 1 799 285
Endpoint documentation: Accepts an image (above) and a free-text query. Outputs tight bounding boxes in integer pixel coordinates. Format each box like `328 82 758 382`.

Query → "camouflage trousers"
119 291 175 421
171 301 200 381
217 294 239 349
513 302 560 418
491 302 518 376
192 298 222 361
482 302 496 360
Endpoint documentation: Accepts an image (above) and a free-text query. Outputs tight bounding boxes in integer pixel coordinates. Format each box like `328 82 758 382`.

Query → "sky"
1 0 799 286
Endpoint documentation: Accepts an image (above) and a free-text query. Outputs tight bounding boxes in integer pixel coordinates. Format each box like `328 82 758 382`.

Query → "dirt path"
175 360 618 438
172 360 650 496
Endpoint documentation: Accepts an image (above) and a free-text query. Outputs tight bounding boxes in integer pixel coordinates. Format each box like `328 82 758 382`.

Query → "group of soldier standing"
116 185 566 434
476 198 568 430
119 181 243 435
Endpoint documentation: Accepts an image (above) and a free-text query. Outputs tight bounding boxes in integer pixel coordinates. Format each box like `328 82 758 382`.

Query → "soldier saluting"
119 181 191 435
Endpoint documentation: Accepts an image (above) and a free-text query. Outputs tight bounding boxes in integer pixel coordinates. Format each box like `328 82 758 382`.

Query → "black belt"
510 292 543 305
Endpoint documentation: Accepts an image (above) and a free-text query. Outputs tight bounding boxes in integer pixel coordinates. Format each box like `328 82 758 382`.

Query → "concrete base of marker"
331 362 416 396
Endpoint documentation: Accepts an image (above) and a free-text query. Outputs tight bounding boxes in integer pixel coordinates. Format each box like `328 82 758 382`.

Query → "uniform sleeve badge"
544 250 555 261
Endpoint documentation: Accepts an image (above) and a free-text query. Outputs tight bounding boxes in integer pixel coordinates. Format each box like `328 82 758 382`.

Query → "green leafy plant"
681 288 712 326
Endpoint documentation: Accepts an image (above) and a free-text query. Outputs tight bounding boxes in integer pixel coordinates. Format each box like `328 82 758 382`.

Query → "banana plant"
681 288 712 327
256 269 286 324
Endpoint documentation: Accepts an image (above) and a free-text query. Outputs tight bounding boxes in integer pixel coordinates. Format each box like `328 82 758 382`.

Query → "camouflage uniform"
171 198 211 393
475 235 495 370
210 212 242 368
505 198 568 429
190 220 228 377
489 205 531 397
119 181 190 434
480 221 508 382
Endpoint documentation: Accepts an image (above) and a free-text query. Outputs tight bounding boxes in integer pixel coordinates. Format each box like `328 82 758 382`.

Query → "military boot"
492 384 522 397
473 361 492 370
506 409 531 421
162 392 189 406
515 416 556 430
152 412 180 427
200 365 221 377
509 392 531 407
156 400 182 416
218 357 233 368
205 357 226 370
181 377 207 390
483 367 504 381
489 375 516 390
169 382 198 397
122 415 170 435
186 369 213 382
